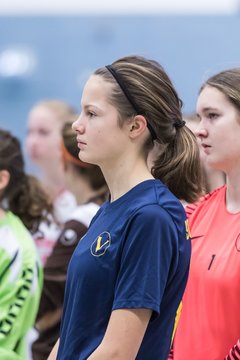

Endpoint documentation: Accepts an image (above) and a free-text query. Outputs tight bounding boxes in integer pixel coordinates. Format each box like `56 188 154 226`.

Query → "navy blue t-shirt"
57 179 191 360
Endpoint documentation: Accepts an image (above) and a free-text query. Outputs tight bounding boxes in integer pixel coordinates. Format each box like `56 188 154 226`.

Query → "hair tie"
105 65 157 141
174 120 186 128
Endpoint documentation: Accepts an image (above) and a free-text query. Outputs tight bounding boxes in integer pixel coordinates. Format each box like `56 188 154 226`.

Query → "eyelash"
207 112 218 119
27 129 49 136
87 111 96 118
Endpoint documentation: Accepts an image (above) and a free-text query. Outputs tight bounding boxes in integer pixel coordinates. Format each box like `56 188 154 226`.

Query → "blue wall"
0 15 240 148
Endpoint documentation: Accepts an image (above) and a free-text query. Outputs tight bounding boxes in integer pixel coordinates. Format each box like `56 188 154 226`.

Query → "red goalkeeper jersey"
173 185 240 360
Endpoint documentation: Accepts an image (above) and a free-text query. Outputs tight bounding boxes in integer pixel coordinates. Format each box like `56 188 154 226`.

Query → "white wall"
0 0 239 15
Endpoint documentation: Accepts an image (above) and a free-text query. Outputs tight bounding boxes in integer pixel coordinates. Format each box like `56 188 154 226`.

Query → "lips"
201 143 212 154
76 138 87 149
29 149 40 159
201 143 211 149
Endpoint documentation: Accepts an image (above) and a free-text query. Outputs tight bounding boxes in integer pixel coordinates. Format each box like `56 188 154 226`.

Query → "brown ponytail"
95 55 204 202
151 125 204 203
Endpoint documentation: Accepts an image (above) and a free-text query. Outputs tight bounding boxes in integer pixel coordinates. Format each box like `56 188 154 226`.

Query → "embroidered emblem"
90 231 111 257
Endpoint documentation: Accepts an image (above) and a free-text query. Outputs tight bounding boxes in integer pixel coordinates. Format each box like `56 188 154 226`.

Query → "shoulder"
55 189 77 205
70 203 100 228
54 190 77 223
0 212 28 262
128 204 180 236
132 179 185 216
0 224 20 254
127 180 185 229
133 203 173 220
0 211 30 237
185 185 226 219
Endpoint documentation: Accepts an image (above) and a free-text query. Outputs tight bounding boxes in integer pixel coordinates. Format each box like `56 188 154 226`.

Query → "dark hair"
0 129 52 231
94 55 203 202
200 68 240 113
62 122 108 202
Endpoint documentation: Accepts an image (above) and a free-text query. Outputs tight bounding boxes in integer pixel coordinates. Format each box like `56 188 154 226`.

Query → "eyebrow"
82 104 97 110
201 107 219 113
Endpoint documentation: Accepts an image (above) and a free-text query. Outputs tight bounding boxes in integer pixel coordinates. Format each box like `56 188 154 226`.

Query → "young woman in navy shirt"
49 55 203 360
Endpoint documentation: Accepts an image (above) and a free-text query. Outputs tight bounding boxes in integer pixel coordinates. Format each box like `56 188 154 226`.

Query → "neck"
101 157 154 202
72 181 96 205
225 169 240 213
41 166 67 201
66 166 97 205
203 165 225 193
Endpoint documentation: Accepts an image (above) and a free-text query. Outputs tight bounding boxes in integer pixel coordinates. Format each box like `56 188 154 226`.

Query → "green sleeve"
0 247 42 359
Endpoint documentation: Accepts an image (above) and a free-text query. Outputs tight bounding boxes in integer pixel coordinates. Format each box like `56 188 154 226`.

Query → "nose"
195 123 208 140
72 113 85 134
26 133 37 147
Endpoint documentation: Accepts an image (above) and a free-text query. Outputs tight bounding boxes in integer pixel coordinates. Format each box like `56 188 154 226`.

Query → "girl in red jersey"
172 68 240 360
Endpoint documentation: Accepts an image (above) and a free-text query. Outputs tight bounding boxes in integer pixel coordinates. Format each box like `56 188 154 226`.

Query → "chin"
81 156 98 166
33 157 53 168
206 159 223 172
79 152 91 162
30 156 41 164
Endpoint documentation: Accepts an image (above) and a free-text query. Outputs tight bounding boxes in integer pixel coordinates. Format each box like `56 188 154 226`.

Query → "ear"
0 170 10 191
129 115 148 140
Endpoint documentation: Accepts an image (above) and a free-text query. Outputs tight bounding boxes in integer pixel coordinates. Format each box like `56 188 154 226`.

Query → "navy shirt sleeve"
112 204 178 316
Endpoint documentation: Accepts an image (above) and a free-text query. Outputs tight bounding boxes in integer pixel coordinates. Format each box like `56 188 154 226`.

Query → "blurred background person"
26 100 77 223
25 100 78 265
31 122 108 360
0 128 51 360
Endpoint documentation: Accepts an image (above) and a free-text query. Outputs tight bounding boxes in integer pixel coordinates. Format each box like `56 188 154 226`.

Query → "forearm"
88 308 151 360
87 344 124 360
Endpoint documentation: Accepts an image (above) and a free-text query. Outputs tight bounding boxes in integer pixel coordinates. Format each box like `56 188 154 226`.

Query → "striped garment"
0 211 42 360
225 340 240 360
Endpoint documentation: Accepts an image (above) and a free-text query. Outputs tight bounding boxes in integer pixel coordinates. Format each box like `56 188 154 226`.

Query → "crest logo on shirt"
90 231 111 257
185 219 191 240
